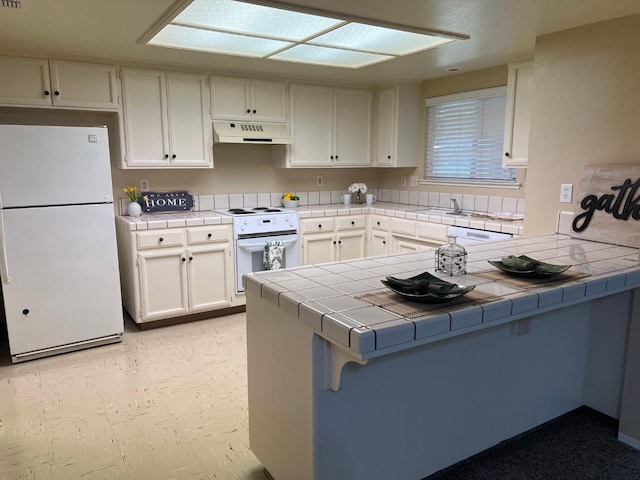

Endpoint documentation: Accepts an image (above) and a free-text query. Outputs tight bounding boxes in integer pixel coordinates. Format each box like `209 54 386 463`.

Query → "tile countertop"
244 234 640 360
116 202 524 235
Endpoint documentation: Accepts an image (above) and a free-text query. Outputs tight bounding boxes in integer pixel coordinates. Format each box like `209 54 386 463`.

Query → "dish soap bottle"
435 235 467 276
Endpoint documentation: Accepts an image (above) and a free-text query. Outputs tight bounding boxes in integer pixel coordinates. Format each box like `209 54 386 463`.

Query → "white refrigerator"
0 124 124 362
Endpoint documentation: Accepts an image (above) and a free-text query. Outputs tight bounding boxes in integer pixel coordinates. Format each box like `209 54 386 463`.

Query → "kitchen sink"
411 209 470 217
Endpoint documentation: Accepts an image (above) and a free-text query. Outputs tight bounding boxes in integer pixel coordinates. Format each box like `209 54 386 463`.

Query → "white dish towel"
263 239 284 270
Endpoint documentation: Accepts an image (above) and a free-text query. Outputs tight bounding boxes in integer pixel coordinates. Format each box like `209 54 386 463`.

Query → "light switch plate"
400 176 407 187
140 178 150 192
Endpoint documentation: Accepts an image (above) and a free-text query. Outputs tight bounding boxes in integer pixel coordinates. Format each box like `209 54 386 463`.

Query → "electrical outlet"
410 176 418 187
140 178 149 192
316 176 323 187
400 176 407 187
560 184 573 203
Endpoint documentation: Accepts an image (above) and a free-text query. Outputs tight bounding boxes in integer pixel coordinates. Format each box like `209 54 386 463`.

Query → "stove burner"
264 208 281 212
253 207 268 211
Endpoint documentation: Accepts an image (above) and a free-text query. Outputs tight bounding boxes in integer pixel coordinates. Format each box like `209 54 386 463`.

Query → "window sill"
419 178 522 189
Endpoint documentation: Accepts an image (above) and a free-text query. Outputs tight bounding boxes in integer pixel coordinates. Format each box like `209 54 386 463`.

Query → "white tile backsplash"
296 191 308 206
319 190 331 204
502 197 517 214
243 193 258 209
214 194 229 209
390 189 400 203
418 191 429 206
438 192 451 209
381 189 391 202
462 194 475 211
331 190 342 204
398 190 409 204
229 194 244 209
199 195 214 211
308 191 320 205
475 195 489 212
257 192 271 207
408 191 419 205
517 199 526 214
428 192 439 207
488 196 503 213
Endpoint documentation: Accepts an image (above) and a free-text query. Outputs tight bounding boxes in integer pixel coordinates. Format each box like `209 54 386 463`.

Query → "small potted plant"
348 183 367 204
123 186 142 216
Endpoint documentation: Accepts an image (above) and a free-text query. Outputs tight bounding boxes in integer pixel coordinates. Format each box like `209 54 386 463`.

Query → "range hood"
213 121 292 144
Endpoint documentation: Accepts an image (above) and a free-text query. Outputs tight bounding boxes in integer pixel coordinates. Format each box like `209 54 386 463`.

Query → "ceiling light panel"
309 23 454 56
173 0 343 41
150 24 292 57
270 44 392 68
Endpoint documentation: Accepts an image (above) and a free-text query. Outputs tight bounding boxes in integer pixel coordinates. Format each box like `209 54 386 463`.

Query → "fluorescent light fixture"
143 0 466 69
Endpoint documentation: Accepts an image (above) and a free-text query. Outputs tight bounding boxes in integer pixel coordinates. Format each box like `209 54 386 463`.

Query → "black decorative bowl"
488 255 572 278
382 271 475 303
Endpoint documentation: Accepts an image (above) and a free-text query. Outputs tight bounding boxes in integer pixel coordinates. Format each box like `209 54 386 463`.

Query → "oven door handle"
237 237 298 251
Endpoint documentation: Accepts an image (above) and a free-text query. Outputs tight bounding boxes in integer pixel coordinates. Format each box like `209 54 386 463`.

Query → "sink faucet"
451 198 462 214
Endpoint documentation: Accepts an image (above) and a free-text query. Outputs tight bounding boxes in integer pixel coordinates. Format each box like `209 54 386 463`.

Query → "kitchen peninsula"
245 234 640 480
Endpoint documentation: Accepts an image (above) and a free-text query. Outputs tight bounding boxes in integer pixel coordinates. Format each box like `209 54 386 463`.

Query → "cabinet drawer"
416 222 449 242
370 215 389 231
336 215 366 231
136 230 184 249
187 226 231 244
301 217 335 234
390 217 416 236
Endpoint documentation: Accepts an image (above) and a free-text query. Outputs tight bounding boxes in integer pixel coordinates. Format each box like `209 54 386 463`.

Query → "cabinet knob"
158 237 164 242
351 221 355 225
330 155 334 160
387 155 391 159
252 109 256 114
172 154 177 159
335 155 339 160
44 90 50 96
338 240 342 244
54 91 60 96
22 308 30 315
318 224 322 229
505 152 511 158
246 109 251 114
181 257 186 262
189 256 193 261
207 233 212 238
377 221 380 226
333 240 337 245
383 240 386 245
164 154 169 159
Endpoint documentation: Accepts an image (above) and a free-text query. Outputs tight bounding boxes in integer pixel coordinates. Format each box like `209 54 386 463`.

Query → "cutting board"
570 165 640 247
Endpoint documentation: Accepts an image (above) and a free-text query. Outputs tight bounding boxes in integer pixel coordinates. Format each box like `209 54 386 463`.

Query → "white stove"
217 207 300 293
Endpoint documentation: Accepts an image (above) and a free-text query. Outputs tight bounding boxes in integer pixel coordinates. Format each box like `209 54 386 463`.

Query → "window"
425 87 516 184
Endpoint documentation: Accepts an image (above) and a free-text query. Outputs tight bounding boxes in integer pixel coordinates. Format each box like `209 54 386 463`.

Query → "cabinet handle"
377 221 380 226
246 109 251 114
181 257 186 262
351 221 355 225
44 90 50 96
252 109 257 114
335 155 339 160
338 240 342 244
318 224 322 229
158 237 164 242
387 155 391 159
207 233 212 238
505 152 511 158
172 154 177 159
333 240 337 245
54 91 60 96
330 155 334 160
189 256 193 261
383 240 386 245
22 308 29 315
164 154 169 159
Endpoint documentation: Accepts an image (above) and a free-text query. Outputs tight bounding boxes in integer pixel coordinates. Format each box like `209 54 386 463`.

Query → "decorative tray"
488 255 572 278
382 271 476 303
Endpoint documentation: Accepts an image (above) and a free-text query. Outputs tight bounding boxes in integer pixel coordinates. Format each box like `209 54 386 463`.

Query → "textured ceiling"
1 0 639 85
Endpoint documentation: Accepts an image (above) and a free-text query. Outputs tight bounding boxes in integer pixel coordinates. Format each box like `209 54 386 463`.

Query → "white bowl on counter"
282 199 299 208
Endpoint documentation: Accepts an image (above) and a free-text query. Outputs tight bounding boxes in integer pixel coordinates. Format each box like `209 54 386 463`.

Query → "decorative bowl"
382 271 475 303
282 199 299 208
488 255 572 278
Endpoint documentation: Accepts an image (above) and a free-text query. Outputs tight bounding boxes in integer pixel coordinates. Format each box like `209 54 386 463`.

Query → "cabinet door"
121 68 170 167
251 80 287 123
301 232 336 265
370 230 389 257
138 248 189 321
187 243 233 312
334 88 372 166
503 59 533 168
49 60 119 110
0 56 52 106
288 84 334 167
337 230 366 261
166 72 212 168
210 76 250 120
391 235 438 254
376 87 396 166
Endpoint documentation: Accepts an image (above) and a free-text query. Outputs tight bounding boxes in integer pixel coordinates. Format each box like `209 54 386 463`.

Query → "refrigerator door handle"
0 210 10 284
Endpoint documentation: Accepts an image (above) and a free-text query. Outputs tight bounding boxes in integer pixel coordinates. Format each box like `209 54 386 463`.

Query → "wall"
524 14 640 235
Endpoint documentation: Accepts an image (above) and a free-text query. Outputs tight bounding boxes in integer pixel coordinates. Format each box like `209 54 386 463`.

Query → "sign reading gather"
570 165 640 248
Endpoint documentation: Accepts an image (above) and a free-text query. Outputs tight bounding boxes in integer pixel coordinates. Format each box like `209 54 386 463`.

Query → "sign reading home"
570 165 640 248
138 191 194 213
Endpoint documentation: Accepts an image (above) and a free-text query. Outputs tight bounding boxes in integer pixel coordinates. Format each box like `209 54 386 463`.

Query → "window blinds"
425 88 515 182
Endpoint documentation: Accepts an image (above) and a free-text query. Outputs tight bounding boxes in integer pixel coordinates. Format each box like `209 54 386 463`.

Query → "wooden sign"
570 165 640 247
138 191 194 213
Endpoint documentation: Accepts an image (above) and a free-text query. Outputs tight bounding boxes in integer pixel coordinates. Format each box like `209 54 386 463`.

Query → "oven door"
235 234 299 293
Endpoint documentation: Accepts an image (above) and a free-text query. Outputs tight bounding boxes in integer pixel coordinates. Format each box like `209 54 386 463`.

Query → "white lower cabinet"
300 216 366 265
370 230 389 256
391 235 440 253
116 223 236 324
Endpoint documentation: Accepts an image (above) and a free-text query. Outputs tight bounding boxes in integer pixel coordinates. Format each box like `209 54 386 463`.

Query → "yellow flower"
124 186 138 202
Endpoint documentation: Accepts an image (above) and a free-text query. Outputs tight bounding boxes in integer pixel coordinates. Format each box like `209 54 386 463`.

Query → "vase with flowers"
123 186 142 216
348 183 367 204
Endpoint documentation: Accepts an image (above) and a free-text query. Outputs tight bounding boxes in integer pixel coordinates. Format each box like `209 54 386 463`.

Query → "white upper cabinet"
121 68 213 169
0 56 119 110
503 59 534 168
375 83 421 167
210 76 287 123
282 83 372 168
